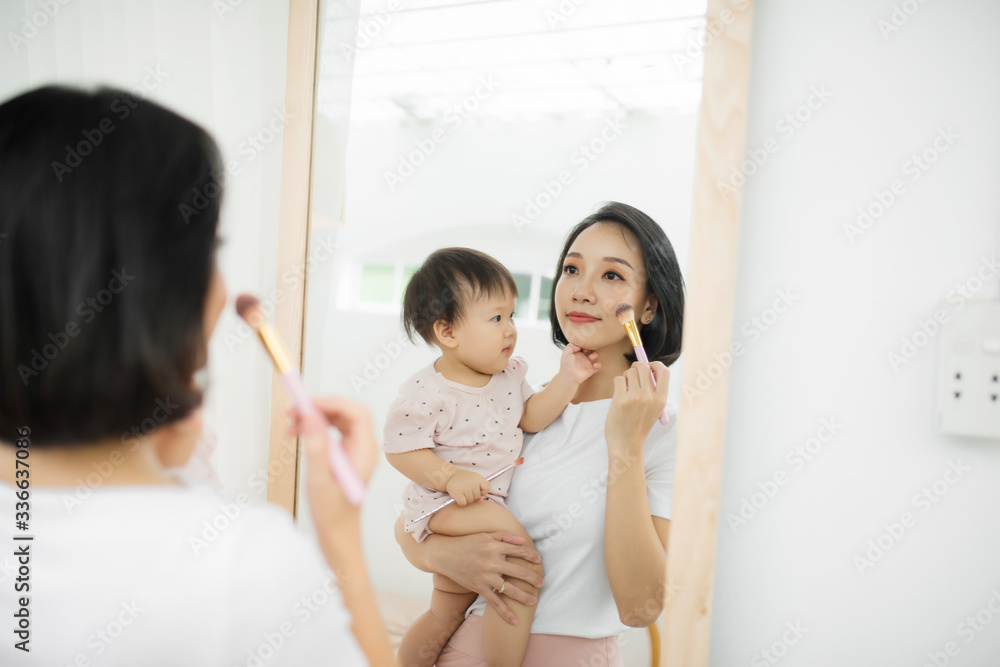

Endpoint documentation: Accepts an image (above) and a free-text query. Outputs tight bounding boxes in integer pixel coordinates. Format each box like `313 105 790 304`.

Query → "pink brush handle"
412 459 522 522
282 371 366 506
633 345 670 425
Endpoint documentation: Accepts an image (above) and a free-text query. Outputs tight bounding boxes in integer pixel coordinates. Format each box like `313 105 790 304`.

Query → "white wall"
711 1 1000 665
0 0 291 504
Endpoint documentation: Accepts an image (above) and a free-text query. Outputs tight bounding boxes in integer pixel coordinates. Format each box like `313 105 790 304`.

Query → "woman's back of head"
0 85 223 447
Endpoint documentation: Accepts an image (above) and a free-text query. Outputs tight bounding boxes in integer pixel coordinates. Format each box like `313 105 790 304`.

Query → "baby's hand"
446 470 491 507
559 343 601 385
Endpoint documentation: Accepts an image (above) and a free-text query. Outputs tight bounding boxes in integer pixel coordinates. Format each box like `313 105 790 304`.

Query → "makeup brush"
411 457 525 522
615 303 670 425
236 294 366 506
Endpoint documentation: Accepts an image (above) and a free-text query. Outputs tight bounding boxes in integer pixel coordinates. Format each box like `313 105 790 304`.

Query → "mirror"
296 0 711 661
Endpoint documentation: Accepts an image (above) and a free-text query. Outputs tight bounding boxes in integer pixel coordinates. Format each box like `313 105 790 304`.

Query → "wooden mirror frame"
266 1 756 664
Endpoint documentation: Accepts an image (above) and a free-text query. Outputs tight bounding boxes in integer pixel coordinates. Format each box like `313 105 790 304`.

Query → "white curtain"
0 0 292 502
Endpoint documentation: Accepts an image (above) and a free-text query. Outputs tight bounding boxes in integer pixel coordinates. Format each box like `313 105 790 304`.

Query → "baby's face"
450 290 518 376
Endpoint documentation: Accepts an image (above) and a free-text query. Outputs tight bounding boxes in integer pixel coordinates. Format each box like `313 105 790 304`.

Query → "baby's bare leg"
397 573 476 667
430 501 542 667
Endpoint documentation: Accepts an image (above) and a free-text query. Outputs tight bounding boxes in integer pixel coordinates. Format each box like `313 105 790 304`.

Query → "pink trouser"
435 613 623 667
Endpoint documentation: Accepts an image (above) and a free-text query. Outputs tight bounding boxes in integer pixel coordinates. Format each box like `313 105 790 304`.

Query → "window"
512 273 532 321
358 263 420 308
360 264 395 304
537 276 553 321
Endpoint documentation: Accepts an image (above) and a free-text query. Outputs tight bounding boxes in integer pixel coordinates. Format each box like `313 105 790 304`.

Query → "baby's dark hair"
402 248 518 346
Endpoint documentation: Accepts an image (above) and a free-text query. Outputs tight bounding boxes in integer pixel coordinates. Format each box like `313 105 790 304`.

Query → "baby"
384 247 599 667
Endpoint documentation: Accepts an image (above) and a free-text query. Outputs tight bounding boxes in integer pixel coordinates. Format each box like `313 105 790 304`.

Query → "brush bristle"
614 303 635 322
513 457 524 466
235 293 262 324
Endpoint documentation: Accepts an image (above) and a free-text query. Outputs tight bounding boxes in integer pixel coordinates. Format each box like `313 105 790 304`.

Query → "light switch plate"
936 299 1000 438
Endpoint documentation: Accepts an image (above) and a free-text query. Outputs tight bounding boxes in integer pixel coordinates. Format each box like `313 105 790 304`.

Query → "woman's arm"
603 362 671 627
394 513 544 626
319 520 397 664
519 343 600 433
605 468 670 627
293 398 397 666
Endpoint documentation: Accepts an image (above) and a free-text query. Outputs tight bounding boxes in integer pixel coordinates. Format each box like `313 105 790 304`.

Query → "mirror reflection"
299 1 708 664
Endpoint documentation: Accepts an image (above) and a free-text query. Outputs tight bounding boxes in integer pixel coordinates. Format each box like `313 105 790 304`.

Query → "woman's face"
554 222 657 354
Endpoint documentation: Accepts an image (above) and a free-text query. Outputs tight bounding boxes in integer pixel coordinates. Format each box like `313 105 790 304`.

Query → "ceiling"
323 0 709 123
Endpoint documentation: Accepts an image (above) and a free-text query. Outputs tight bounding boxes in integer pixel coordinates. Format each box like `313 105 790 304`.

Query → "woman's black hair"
402 247 517 346
0 85 223 446
549 202 685 366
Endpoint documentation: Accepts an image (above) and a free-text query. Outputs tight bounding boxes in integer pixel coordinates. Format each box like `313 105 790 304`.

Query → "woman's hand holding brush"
615 303 670 425
236 294 366 505
605 361 670 458
286 398 396 667
286 397 379 529
237 294 392 664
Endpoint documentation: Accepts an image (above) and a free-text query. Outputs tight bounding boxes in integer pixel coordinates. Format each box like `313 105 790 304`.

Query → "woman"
0 86 394 665
396 202 685 665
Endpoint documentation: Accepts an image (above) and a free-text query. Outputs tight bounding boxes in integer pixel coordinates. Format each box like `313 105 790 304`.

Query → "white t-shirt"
467 398 678 638
0 469 365 666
